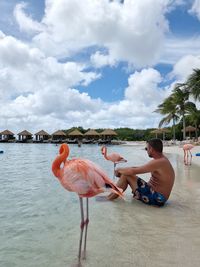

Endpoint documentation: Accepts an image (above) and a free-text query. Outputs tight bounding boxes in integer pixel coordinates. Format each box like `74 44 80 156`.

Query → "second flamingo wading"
101 145 127 178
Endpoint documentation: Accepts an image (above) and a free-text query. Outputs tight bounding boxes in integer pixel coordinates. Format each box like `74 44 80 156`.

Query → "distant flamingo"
101 146 127 178
52 143 123 267
183 143 194 165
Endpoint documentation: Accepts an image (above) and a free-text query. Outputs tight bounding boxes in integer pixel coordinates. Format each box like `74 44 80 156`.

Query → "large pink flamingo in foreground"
52 143 123 267
183 143 194 165
101 146 127 178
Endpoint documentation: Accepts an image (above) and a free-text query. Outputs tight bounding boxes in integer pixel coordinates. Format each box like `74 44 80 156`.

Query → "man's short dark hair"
147 138 163 153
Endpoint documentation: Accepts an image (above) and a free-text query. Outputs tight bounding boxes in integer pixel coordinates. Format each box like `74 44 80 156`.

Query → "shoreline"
123 141 200 167
163 144 200 167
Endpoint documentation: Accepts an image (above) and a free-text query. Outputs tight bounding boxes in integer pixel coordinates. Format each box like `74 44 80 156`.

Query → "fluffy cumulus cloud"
170 54 200 81
14 0 170 66
0 31 103 132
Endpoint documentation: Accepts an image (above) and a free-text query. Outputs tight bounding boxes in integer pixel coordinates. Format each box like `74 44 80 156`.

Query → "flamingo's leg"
183 150 187 165
189 150 192 165
78 197 85 264
82 198 89 259
113 163 117 179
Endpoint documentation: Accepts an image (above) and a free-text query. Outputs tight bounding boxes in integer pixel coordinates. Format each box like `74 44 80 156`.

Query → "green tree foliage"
186 68 200 101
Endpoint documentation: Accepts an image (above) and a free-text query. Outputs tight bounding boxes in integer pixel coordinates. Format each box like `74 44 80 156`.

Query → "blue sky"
1 0 200 133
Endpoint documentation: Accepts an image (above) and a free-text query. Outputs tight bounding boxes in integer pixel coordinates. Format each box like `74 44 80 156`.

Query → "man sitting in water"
107 138 175 206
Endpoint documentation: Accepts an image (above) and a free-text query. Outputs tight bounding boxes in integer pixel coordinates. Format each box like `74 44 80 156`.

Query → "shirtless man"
107 138 175 206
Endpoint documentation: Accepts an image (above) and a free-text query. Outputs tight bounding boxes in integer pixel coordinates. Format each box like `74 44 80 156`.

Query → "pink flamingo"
183 143 194 165
101 146 127 178
52 143 123 267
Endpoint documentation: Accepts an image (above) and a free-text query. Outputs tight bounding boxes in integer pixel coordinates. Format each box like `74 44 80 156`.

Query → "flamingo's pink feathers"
52 144 123 198
101 146 127 163
183 144 194 150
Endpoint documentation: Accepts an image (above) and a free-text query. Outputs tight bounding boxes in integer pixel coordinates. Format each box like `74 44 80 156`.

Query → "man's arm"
115 159 162 176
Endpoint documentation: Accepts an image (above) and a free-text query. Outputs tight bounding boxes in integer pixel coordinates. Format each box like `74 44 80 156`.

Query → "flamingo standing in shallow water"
52 143 123 267
101 146 127 178
183 143 194 165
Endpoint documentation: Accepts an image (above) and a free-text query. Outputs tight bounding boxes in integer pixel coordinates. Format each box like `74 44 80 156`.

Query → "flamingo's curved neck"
102 147 109 160
52 144 69 178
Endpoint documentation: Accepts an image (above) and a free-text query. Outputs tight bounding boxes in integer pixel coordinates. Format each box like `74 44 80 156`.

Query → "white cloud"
161 36 200 64
0 34 100 96
90 51 116 68
14 2 44 33
170 54 200 80
189 0 200 20
29 0 169 66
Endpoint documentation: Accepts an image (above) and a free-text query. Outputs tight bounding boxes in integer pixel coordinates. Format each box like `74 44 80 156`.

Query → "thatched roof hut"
35 130 50 141
100 129 117 140
84 129 99 137
99 129 117 141
83 129 99 142
68 129 83 137
100 129 117 136
0 129 15 140
51 130 66 140
17 130 32 141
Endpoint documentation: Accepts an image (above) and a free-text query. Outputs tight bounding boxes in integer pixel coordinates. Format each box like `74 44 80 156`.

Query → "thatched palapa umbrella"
151 129 163 138
151 128 170 140
182 125 197 139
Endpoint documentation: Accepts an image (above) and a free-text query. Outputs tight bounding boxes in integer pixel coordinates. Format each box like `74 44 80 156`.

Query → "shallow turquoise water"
0 143 200 267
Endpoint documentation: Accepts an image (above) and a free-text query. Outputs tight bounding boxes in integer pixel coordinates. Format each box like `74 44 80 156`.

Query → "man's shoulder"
151 156 168 165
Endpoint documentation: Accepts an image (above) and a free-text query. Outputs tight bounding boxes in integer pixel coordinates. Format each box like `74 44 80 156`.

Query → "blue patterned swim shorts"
133 177 166 207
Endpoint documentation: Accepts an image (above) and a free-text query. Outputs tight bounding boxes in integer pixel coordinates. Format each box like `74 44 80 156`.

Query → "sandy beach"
164 144 200 166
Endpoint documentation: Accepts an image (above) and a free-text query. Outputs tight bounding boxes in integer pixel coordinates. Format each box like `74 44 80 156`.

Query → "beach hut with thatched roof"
83 129 99 143
17 130 33 142
68 129 83 140
0 130 15 141
100 129 117 142
67 129 83 143
35 130 50 141
68 129 83 137
51 130 66 141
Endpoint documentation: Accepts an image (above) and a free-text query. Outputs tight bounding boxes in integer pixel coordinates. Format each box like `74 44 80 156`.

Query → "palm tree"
186 103 200 140
156 82 195 140
155 96 179 141
172 83 192 140
186 68 200 101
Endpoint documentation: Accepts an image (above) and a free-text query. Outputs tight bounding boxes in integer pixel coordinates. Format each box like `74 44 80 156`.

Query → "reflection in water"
0 143 200 267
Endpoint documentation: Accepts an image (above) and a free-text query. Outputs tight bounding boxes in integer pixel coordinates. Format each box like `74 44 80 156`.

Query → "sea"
1 143 200 267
